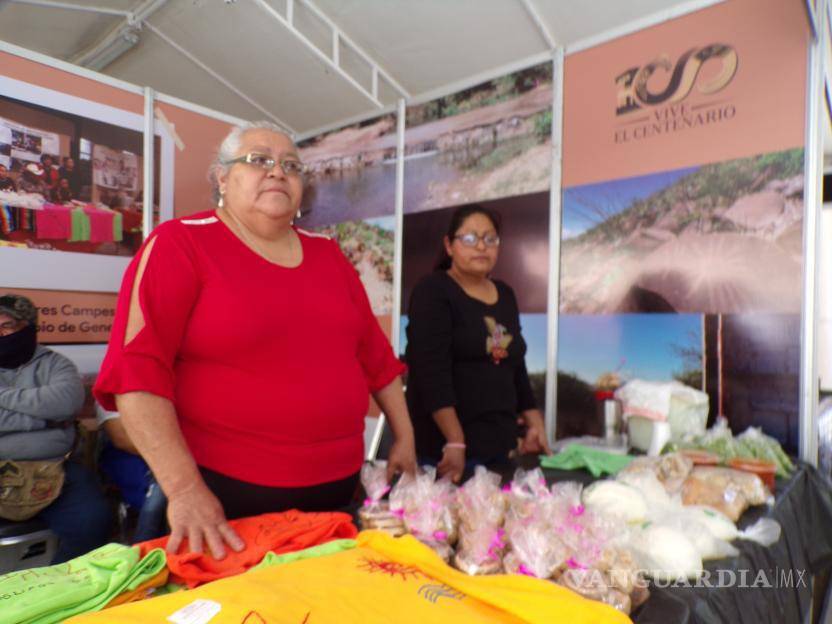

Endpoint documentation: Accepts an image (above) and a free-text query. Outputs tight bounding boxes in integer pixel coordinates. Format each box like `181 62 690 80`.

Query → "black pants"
199 467 360 520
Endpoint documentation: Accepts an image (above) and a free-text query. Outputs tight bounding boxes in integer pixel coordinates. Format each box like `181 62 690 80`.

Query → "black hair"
433 203 502 271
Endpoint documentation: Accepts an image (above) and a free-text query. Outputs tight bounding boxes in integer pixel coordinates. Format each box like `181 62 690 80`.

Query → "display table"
498 458 832 624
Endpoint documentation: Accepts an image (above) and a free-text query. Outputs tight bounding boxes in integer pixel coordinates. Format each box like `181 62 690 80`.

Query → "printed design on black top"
484 316 512 365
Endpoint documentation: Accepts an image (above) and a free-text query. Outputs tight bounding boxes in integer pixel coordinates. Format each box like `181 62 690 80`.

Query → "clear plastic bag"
454 525 506 575
619 453 693 494
454 466 507 574
738 517 781 547
594 546 640 595
615 380 709 440
681 466 772 521
650 508 739 560
736 427 795 477
505 468 550 524
358 462 405 535
557 568 633 615
628 522 703 581
582 480 648 523
504 519 570 579
616 468 677 510
361 461 390 512
457 466 506 529
388 467 458 559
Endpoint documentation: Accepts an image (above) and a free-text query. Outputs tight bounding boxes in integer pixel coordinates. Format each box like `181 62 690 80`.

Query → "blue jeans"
99 443 167 542
132 476 167 543
36 461 112 563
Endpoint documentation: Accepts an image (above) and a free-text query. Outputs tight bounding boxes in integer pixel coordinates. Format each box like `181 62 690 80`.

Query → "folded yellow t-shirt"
67 531 630 624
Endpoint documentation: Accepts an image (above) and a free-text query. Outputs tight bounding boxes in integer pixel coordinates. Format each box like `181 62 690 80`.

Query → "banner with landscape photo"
404 62 553 213
297 113 397 229
297 116 400 390
556 313 703 439
560 149 804 315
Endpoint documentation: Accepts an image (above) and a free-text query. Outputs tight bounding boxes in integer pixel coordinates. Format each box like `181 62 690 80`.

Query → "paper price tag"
167 599 222 624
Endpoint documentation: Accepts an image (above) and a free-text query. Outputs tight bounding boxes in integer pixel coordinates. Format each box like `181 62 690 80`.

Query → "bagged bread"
619 453 693 494
454 467 507 574
358 462 406 536
388 467 458 559
681 466 771 521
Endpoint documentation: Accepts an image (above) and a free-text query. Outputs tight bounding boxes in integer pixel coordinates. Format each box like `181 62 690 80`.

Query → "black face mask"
0 323 37 369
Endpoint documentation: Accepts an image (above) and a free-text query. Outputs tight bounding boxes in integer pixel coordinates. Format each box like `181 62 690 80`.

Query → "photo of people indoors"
0 96 154 256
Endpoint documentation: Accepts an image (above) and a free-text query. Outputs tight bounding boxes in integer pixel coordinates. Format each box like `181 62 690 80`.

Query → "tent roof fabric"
0 0 738 134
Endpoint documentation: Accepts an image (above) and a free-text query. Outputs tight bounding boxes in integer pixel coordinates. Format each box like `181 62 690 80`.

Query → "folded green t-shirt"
252 539 357 572
540 444 634 477
0 543 166 624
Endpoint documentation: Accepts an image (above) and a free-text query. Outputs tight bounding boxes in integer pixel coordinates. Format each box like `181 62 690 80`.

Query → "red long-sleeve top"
94 211 404 487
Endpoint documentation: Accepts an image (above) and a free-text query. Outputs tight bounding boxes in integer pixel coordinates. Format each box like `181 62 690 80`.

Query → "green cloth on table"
0 543 167 624
112 210 123 242
540 444 635 477
69 207 90 242
251 539 357 572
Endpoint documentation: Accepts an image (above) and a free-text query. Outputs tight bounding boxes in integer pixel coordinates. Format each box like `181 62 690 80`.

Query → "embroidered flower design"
357 557 424 581
484 316 512 364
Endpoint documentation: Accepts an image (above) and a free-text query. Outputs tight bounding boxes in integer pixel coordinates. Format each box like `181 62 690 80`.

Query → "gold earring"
218 193 224 209
296 209 302 220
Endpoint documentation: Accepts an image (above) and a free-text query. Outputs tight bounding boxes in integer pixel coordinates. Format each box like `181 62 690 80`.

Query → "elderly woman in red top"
95 121 416 559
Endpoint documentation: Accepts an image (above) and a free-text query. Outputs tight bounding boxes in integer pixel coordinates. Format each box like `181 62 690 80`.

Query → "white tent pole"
391 98 406 365
297 0 411 99
69 0 170 70
804 0 820 37
0 40 249 126
143 22 293 132
142 87 155 240
308 31 604 141
6 0 128 16
367 98 406 462
251 0 384 108
800 0 827 465
545 47 565 447
519 0 557 50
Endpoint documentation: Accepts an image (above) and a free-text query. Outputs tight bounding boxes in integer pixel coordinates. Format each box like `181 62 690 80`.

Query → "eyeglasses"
224 153 306 177
453 232 500 248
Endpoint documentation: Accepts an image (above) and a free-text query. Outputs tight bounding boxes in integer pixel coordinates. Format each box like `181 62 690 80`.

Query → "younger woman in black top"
405 204 550 482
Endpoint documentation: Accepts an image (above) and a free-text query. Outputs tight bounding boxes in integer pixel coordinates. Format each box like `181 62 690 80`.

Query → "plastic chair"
0 517 58 573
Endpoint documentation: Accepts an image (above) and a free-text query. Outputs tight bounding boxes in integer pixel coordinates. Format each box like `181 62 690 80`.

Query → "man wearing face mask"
0 294 111 562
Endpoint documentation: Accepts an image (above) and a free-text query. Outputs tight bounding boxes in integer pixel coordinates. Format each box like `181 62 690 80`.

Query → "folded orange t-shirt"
104 567 170 608
136 509 357 587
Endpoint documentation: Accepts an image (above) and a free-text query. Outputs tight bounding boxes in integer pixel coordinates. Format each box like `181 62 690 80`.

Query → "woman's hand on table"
437 445 465 483
386 434 418 482
519 409 552 455
165 480 245 560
